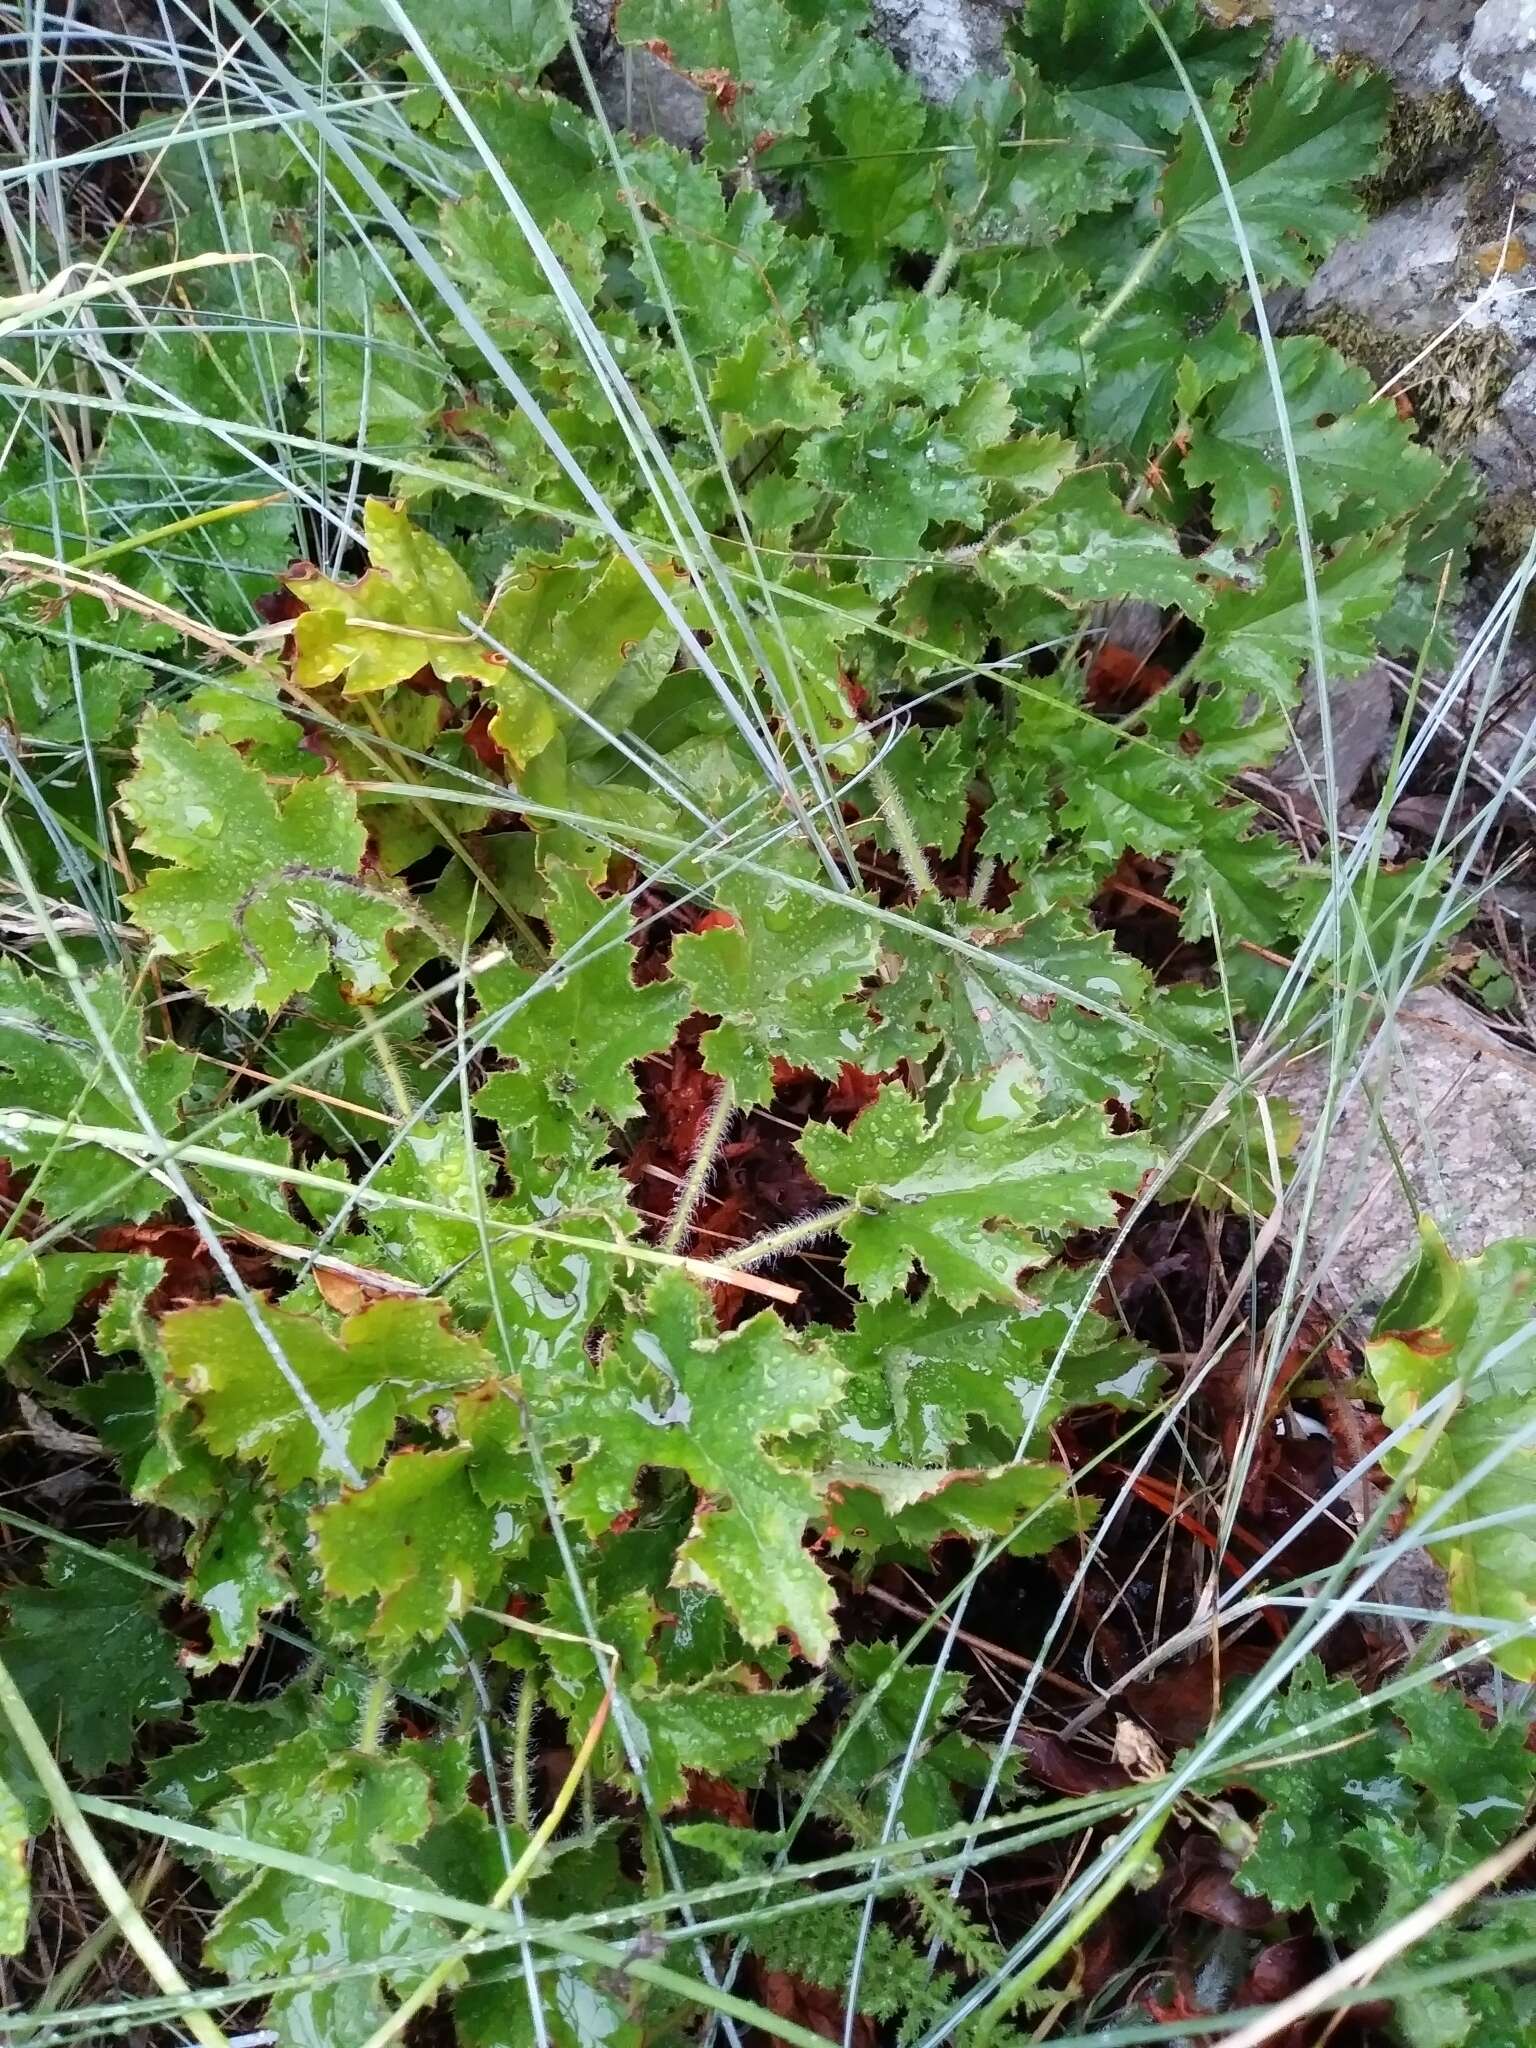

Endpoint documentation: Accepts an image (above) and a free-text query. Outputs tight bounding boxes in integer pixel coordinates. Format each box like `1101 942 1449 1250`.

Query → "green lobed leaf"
0 1251 40 1368
0 962 193 1226
1193 535 1404 705
206 1731 454 2048
301 250 448 452
346 1120 497 1307
1183 335 1444 547
800 1062 1154 1308
120 710 411 1010
192 1106 313 1247
558 1271 846 1661
796 407 993 601
1238 1657 1536 1950
829 1642 975 1840
1394 1684 1536 1865
437 1817 644 2047
187 1475 292 1670
873 895 1155 1114
0 635 141 746
312 1442 533 1649
670 855 880 1105
820 297 1038 411
1016 0 1267 145
1054 720 1196 868
979 473 1210 614
1161 41 1389 285
161 1297 496 1491
710 329 843 444
476 863 688 1132
825 1277 1158 1464
402 0 570 79
822 1460 1089 1556
639 1678 822 1812
0 1543 187 1782
145 1688 323 1822
1236 1657 1403 1927
1169 801 1299 946
618 142 819 356
618 0 843 142
860 717 978 864
1366 1224 1536 1680
798 36 939 260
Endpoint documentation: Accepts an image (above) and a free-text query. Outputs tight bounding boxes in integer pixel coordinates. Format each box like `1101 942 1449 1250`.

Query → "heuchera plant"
0 1 1502 2042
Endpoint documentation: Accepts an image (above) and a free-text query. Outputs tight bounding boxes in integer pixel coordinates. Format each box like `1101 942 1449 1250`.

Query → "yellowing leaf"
288 499 504 696
161 1298 495 1490
0 1772 26 1956
482 543 684 769
1367 1223 1536 1680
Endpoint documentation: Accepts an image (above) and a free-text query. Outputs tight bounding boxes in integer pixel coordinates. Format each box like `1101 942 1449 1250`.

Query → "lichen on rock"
867 0 1018 101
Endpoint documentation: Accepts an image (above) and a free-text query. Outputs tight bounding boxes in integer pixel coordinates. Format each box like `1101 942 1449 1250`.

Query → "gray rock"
868 0 1019 100
1294 175 1533 496
1363 1543 1454 1652
1268 661 1394 812
584 0 1019 143
1464 0 1536 147
1269 0 1479 90
1419 582 1536 803
1281 986 1536 1314
584 42 708 150
1300 181 1469 335
1089 598 1167 661
1472 356 1536 490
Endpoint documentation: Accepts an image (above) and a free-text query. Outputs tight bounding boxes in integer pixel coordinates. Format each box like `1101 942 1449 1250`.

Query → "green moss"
1303 305 1512 453
1477 489 1536 569
1364 82 1492 210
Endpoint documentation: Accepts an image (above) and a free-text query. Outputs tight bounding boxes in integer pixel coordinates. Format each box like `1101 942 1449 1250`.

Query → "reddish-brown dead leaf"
756 1969 876 2048
95 1223 271 1313
1233 1938 1332 2048
1124 1646 1266 1749
463 705 507 773
1014 1728 1132 1797
1085 642 1173 712
1172 1839 1274 1932
682 1772 752 1828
